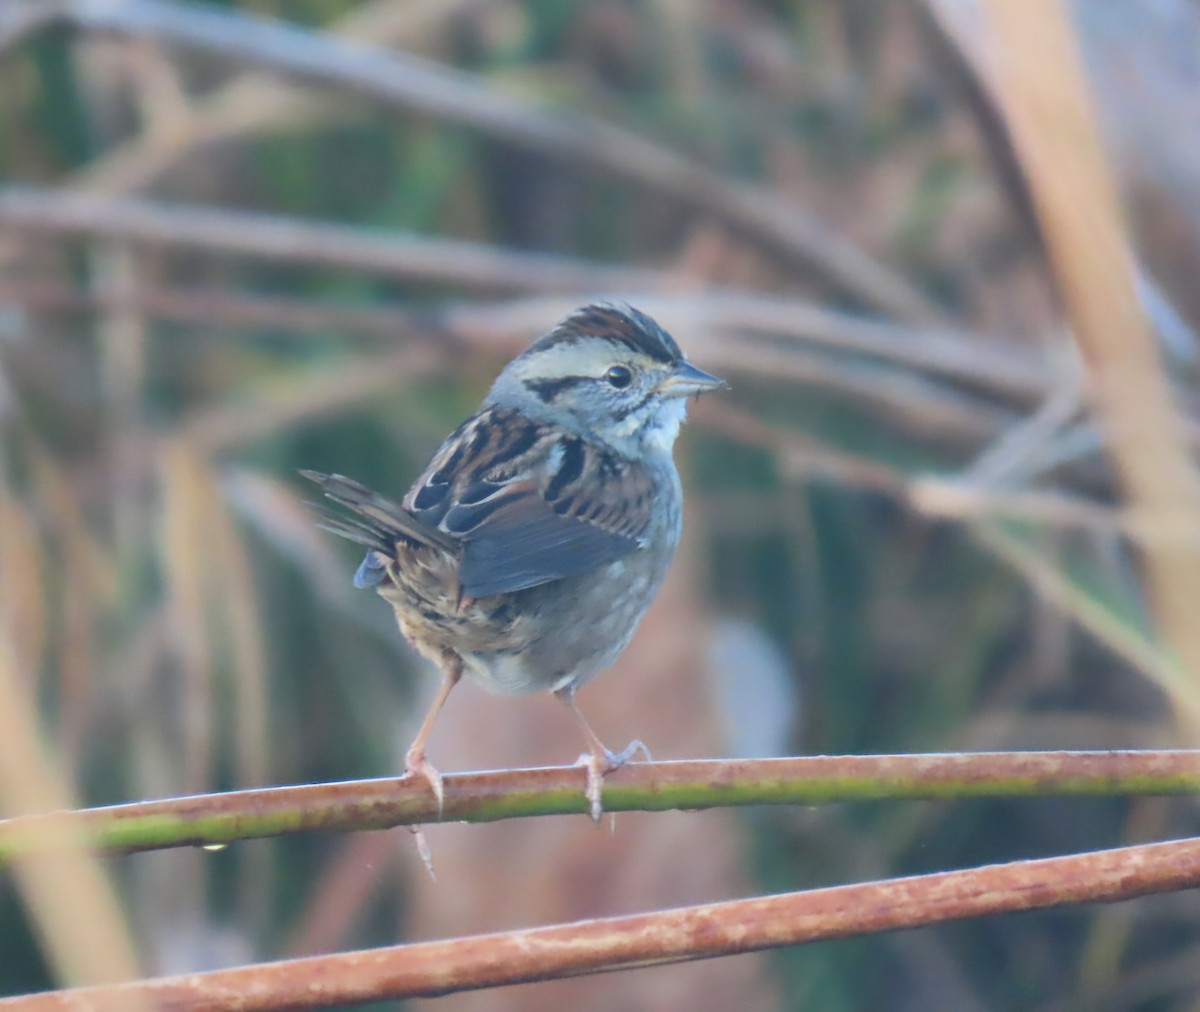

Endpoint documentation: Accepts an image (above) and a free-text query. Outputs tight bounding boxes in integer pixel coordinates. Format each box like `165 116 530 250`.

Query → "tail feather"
313 515 384 550
300 469 456 557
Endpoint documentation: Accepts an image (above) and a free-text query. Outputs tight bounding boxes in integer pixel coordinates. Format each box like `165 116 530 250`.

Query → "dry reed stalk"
980 0 1200 719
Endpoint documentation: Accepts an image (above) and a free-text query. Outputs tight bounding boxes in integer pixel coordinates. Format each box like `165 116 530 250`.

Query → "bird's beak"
658 360 727 398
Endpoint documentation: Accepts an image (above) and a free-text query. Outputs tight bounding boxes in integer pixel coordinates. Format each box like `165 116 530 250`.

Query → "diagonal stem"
5 833 1200 1009
3 750 1200 865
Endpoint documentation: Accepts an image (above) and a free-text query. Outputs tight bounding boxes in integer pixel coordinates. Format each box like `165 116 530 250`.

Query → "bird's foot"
575 739 650 823
404 748 445 818
408 825 437 881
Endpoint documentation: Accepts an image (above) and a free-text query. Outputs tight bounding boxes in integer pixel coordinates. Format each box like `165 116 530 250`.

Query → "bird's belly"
386 546 671 696
472 550 669 695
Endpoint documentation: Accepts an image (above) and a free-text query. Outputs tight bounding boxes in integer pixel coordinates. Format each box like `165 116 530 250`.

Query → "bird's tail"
300 470 455 587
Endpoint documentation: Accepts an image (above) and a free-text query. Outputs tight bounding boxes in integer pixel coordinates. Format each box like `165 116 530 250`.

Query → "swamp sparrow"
304 304 724 818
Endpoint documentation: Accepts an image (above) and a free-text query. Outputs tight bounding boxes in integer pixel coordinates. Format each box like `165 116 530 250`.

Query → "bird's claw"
404 750 445 818
409 825 437 881
575 739 650 823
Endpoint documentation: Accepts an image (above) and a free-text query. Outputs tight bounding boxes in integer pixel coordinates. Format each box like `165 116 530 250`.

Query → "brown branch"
179 342 449 454
67 0 490 195
0 0 68 53
0 280 416 341
690 290 1043 397
981 0 1200 720
6 834 1200 1009
427 296 1030 440
61 0 941 323
696 400 910 496
0 276 1037 446
2 751 1199 864
0 187 662 293
0 264 1030 396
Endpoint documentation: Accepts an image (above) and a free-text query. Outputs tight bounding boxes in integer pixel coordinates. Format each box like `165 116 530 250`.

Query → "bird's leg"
555 686 649 822
404 650 462 817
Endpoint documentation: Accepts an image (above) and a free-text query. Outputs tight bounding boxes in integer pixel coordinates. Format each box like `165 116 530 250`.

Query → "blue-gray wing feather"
305 408 656 600
405 410 653 598
452 487 641 597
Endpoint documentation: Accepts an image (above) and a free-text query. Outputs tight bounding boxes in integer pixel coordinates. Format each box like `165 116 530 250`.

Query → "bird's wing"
405 407 655 598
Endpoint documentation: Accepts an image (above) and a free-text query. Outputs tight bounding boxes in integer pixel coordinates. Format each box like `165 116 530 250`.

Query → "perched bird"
303 303 724 819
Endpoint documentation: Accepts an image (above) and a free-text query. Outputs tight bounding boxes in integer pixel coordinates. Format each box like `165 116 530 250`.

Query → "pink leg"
555 686 647 822
404 651 462 817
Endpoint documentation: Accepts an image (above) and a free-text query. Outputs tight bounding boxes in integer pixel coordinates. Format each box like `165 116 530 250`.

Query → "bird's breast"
379 462 683 695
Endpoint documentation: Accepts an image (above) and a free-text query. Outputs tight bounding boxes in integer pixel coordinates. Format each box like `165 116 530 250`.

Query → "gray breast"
462 466 683 695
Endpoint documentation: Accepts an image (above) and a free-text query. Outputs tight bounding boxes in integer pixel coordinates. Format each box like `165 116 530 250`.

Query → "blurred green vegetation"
3 1 1200 1009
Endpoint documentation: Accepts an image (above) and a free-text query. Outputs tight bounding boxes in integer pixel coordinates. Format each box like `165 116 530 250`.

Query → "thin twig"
912 480 1126 536
698 401 1157 551
0 280 417 341
179 342 450 454
0 0 68 54
2 751 1199 864
973 524 1177 692
959 340 1085 487
696 399 909 496
0 268 1033 397
0 187 664 293
0 279 1016 456
62 0 942 323
436 295 1023 442
0 278 1039 449
68 0 491 195
6 833 1200 1009
687 291 1044 398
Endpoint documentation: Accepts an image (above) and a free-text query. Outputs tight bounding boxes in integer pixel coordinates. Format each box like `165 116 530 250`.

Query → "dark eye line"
523 376 588 402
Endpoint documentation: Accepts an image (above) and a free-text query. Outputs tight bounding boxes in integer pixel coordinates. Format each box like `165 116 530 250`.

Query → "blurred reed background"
3 1 1200 1009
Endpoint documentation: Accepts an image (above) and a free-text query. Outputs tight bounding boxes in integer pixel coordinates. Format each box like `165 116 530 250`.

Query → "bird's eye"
605 365 634 389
